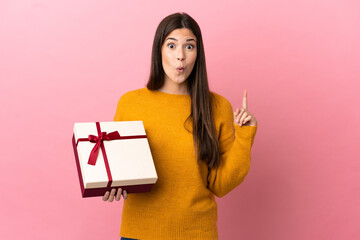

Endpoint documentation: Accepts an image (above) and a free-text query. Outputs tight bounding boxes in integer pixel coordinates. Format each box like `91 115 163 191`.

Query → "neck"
159 79 189 95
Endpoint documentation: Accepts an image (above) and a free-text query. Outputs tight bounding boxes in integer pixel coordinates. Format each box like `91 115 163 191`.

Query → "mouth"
176 67 184 73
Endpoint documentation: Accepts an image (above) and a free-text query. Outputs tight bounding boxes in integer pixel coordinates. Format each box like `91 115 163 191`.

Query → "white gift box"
72 121 158 197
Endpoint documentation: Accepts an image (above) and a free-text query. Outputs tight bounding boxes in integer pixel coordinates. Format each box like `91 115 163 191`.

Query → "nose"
177 48 185 61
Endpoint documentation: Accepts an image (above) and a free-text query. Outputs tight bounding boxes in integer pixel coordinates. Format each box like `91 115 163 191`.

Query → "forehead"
165 28 197 41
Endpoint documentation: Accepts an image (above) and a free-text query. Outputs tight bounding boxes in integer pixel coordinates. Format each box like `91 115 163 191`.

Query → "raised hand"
234 90 257 127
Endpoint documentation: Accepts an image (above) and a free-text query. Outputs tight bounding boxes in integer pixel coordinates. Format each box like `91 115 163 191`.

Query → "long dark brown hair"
147 12 221 171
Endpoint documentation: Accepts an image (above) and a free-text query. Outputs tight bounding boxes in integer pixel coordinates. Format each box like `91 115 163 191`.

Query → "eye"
168 43 175 49
186 44 194 50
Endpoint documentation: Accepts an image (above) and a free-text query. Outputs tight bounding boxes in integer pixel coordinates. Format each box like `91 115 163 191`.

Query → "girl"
103 12 257 240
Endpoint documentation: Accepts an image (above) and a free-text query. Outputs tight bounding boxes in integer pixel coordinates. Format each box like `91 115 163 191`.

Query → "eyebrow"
165 37 196 42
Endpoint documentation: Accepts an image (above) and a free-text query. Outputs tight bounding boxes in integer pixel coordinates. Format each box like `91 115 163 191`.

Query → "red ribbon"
76 122 147 187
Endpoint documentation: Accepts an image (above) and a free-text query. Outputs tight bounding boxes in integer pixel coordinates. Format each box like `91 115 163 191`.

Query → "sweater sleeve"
207 98 258 198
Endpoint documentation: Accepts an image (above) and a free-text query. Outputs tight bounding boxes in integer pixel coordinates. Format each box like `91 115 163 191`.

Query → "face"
161 28 197 88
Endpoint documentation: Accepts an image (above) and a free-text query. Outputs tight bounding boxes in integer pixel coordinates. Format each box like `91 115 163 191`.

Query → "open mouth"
177 67 184 72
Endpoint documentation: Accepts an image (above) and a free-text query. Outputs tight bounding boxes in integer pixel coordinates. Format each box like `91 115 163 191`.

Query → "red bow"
86 131 121 165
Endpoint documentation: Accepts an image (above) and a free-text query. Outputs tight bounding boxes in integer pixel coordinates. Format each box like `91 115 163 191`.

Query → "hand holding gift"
103 188 128 202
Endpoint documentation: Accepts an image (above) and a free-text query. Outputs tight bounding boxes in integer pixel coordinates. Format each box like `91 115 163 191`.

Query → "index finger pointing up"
243 90 248 110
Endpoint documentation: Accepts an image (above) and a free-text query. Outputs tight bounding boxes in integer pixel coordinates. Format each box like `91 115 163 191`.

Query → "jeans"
121 237 138 240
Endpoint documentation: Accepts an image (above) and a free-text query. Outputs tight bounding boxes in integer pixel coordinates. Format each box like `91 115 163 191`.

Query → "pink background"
1 0 359 239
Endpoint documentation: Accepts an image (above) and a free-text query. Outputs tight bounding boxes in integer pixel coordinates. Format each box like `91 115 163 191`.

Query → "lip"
176 66 185 73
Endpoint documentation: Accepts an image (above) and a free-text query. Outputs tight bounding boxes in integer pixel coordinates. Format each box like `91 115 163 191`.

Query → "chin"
172 77 187 84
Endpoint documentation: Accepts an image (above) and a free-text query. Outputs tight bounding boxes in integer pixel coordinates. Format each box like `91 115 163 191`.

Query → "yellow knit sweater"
114 87 257 240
